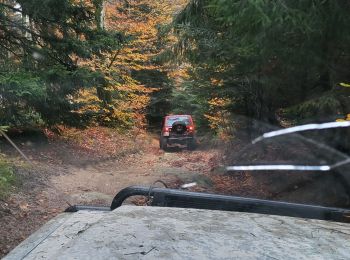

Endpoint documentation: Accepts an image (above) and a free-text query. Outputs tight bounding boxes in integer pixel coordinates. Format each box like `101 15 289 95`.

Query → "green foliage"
172 0 350 132
0 156 16 199
283 95 342 123
169 75 211 130
0 70 45 127
0 126 9 132
0 0 124 128
0 71 45 100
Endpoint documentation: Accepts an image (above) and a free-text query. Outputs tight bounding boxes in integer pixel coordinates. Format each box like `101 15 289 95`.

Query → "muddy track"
1 132 349 257
0 135 219 257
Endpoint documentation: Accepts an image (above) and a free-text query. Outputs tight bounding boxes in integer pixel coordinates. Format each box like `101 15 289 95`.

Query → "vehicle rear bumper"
167 136 194 144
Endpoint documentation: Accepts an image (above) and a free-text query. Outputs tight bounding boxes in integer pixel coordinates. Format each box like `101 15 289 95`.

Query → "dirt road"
50 145 218 206
0 133 220 257
1 129 349 257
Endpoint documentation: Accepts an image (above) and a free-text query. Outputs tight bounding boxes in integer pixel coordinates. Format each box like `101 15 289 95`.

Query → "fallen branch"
0 129 32 165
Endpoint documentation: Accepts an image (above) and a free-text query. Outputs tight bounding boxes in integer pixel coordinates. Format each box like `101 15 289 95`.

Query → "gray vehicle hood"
5 206 350 259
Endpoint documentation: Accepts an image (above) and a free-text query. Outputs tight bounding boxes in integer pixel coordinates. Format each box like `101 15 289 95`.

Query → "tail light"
164 127 171 132
188 125 194 131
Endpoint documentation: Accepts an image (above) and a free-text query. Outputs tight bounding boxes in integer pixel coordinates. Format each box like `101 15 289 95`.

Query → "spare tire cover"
171 121 187 134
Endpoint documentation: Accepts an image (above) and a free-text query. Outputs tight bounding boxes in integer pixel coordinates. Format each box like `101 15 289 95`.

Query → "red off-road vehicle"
160 115 196 150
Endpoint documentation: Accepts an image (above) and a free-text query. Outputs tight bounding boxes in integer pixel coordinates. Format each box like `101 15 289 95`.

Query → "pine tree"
0 0 123 127
172 0 350 133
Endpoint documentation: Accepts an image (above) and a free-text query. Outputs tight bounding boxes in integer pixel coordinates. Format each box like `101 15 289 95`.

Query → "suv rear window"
165 116 191 126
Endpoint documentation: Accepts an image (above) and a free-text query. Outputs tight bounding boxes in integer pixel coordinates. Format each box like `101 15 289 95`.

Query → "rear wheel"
160 136 168 151
188 139 197 150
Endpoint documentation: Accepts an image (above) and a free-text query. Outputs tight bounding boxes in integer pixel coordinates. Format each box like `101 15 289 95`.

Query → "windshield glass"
0 0 350 257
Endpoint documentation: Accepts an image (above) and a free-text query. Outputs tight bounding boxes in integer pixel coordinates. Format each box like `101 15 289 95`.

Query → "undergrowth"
0 156 16 199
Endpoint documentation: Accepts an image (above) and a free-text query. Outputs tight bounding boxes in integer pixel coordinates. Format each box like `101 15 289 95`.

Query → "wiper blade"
226 158 350 172
252 121 350 144
226 165 331 171
228 121 350 172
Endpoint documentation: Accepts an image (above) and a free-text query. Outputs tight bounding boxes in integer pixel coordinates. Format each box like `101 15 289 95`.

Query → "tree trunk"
94 0 106 30
100 1 106 30
23 15 31 40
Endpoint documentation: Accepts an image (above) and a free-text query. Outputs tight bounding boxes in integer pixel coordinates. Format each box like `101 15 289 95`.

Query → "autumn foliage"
73 0 188 129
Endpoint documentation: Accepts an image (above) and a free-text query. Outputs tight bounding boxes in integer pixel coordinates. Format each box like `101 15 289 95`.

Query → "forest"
1 0 350 255
0 0 349 133
1 0 349 193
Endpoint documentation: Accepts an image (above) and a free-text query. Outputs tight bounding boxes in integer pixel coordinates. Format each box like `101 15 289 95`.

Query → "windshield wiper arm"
252 121 350 144
226 158 350 172
226 165 331 171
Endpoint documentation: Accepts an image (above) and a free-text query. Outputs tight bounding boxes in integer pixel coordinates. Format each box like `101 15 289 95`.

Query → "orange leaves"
336 113 350 122
72 0 189 129
208 97 231 108
60 126 144 159
168 68 190 80
210 78 224 86
204 114 222 130
74 89 100 103
206 98 233 134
